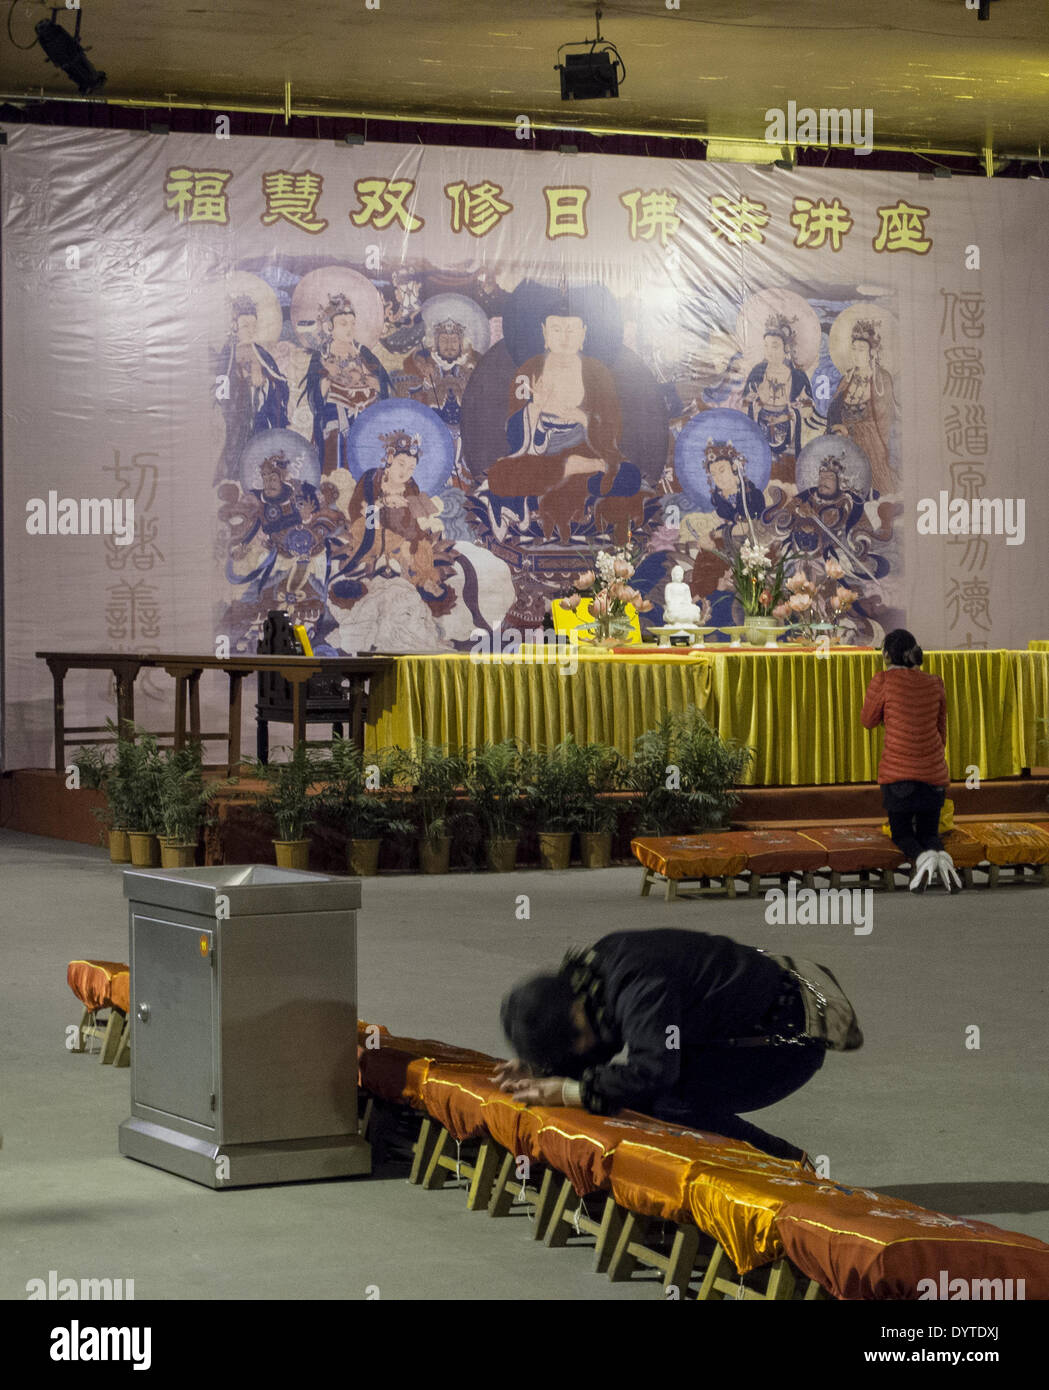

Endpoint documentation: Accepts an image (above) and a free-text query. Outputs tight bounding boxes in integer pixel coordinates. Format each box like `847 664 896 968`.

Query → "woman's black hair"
883 628 923 668
500 974 578 1075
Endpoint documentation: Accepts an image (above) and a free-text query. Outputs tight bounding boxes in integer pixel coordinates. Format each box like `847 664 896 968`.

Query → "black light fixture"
555 8 625 101
977 0 1000 20
35 7 106 96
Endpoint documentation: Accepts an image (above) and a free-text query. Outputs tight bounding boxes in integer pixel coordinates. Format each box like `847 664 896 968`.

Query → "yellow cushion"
551 597 642 645
881 797 954 837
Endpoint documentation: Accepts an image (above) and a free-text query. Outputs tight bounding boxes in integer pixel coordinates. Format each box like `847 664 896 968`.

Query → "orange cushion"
777 1190 1049 1300
632 835 749 880
722 829 828 874
797 826 906 871
67 960 129 1013
110 972 130 1015
939 826 986 868
964 821 1049 866
357 1034 496 1106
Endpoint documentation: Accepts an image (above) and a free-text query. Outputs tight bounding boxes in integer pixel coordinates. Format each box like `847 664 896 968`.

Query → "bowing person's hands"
501 1076 567 1106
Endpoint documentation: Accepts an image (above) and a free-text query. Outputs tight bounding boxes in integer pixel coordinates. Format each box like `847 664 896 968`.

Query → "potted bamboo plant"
390 739 468 875
622 708 752 835
157 741 216 868
564 739 622 869
524 737 594 870
249 744 322 870
111 723 164 867
73 741 126 863
468 739 527 872
320 738 414 877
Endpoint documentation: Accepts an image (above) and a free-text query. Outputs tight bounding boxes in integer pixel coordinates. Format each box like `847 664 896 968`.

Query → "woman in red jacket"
861 629 961 893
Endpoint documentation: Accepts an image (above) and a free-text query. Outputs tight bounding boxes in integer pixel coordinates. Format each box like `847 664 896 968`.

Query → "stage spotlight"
35 8 106 97
555 8 625 101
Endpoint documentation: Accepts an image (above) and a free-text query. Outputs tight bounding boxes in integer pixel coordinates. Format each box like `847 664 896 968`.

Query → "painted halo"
207 271 283 354
794 433 872 498
674 408 772 512
828 302 899 377
290 266 385 353
419 293 491 353
735 287 822 374
343 398 456 494
238 428 321 492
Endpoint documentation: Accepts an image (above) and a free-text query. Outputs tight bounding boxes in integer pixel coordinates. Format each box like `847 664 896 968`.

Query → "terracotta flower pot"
274 839 310 870
486 837 518 873
159 837 197 869
538 831 573 871
419 836 452 874
348 838 381 877
580 830 613 869
108 829 131 864
127 832 160 867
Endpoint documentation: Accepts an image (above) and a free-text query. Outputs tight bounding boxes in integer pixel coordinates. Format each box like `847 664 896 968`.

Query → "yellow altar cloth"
364 648 1047 787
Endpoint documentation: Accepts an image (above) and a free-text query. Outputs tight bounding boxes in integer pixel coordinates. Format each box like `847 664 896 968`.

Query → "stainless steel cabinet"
119 865 371 1188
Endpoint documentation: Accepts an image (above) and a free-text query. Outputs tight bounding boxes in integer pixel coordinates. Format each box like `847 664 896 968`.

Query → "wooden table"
36 652 394 774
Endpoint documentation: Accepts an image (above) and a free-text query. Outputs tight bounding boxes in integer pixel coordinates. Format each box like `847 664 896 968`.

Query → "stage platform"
6 768 1048 871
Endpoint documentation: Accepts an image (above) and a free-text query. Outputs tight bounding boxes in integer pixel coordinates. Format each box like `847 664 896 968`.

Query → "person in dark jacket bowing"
496 928 832 1161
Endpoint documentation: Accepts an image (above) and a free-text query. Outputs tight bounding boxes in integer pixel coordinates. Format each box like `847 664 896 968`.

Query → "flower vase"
743 616 782 648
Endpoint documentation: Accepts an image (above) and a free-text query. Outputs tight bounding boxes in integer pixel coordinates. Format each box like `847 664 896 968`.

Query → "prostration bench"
355 1023 1049 1301
632 822 1049 901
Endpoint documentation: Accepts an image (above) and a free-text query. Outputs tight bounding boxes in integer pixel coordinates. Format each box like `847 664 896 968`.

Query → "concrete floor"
2 828 1048 1301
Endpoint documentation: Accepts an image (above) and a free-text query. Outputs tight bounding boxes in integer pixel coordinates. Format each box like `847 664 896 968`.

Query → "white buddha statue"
662 565 704 627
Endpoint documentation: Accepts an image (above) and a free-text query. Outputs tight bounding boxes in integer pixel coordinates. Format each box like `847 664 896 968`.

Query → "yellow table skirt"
364 648 1047 786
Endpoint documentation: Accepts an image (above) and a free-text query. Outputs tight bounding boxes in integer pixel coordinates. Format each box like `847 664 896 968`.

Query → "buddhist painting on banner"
212 264 904 654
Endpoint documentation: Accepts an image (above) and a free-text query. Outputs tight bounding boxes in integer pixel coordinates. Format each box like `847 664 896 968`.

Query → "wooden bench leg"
725 876 736 899
766 1257 796 1300
963 866 974 890
529 1167 557 1241
593 1199 626 1274
542 1175 576 1248
804 1277 830 1300
748 873 762 897
409 1117 438 1185
466 1140 502 1211
421 1126 455 1190
829 870 841 890
881 866 896 891
802 871 815 889
665 878 678 903
640 867 653 897
696 1241 733 1300
113 1019 131 1069
487 1150 517 1218
74 1007 92 1053
100 1010 124 1065
987 863 1000 888
606 1210 645 1281
1040 864 1049 886
664 1223 701 1295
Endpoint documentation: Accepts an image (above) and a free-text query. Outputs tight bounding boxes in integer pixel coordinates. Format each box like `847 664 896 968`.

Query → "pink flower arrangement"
560 546 653 641
781 560 860 641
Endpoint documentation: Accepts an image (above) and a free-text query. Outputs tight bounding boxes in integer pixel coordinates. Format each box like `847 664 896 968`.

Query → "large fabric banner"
1 124 1045 766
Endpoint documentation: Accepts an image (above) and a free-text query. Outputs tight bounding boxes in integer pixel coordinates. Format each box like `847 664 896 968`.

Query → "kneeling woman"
861 628 961 892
